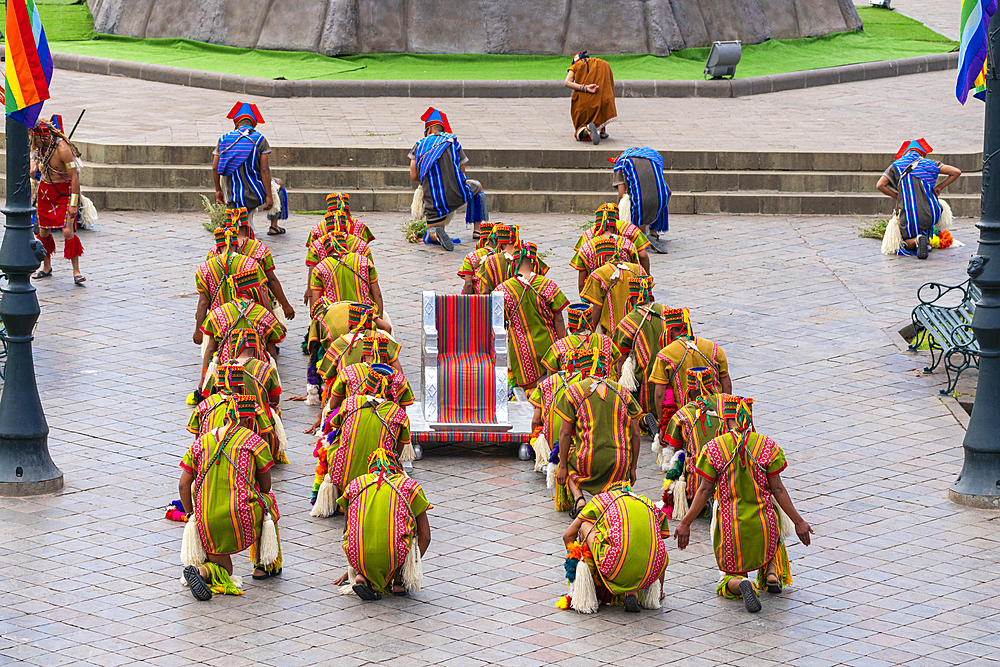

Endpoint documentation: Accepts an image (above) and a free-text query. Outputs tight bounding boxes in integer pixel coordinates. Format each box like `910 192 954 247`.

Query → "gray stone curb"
52 50 958 98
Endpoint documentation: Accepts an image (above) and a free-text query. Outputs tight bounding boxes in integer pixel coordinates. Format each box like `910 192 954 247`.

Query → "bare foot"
287 395 307 401
333 570 350 586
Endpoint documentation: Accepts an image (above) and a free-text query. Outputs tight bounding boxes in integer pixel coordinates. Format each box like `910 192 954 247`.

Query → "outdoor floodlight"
868 0 891 9
704 41 741 80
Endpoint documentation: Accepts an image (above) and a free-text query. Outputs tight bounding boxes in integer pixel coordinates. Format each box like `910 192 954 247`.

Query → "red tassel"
38 234 56 256
64 235 84 259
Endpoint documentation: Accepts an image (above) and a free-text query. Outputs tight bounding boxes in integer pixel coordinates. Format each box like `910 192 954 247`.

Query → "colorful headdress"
627 275 655 307
228 266 265 296
359 362 393 397
567 303 594 334
227 329 262 359
310 296 334 320
594 203 619 233
367 447 403 486
564 347 607 378
659 307 692 344
30 116 81 158
477 221 497 250
323 209 351 234
421 106 452 133
326 192 350 213
49 114 63 132
362 333 390 363
227 207 251 228
591 237 625 267
894 138 933 160
572 51 589 64
348 302 376 332
213 226 238 253
710 394 754 446
233 394 260 419
227 101 264 125
685 367 715 401
215 363 245 395
494 223 520 246
319 230 349 259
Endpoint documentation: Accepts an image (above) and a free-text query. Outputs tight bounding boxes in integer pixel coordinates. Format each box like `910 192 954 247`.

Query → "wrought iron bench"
910 278 981 395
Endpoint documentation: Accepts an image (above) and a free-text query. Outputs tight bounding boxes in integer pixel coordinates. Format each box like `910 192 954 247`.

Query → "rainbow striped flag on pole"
957 0 997 104
4 0 53 127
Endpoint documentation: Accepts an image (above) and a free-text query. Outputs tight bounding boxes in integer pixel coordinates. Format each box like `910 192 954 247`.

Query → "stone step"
4 180 977 217
0 140 983 172
6 162 984 195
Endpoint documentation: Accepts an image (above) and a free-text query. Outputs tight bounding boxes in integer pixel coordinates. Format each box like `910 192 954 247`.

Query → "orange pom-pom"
938 230 953 248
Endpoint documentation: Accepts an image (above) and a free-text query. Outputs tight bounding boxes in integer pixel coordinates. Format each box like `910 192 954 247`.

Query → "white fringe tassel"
546 462 556 496
310 474 337 518
639 579 662 610
340 565 359 595
258 512 279 566
272 303 287 329
270 178 283 217
272 410 288 459
402 541 423 592
411 185 425 222
651 433 663 456
881 212 904 256
774 499 796 542
571 560 599 614
79 195 98 230
533 433 550 473
619 193 632 226
400 441 416 463
201 355 219 393
620 354 638 392
938 199 952 231
181 516 206 566
305 383 321 406
710 499 719 539
672 474 689 520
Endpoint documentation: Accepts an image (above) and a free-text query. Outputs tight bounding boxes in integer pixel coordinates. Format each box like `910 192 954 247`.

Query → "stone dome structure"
88 0 863 57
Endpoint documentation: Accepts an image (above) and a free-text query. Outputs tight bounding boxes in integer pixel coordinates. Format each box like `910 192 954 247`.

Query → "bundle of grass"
857 218 889 240
201 195 229 232
403 218 427 244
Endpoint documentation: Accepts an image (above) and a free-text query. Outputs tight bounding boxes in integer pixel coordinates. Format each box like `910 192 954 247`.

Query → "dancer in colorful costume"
658 367 722 516
674 395 812 613
319 323 403 387
213 102 285 235
875 138 961 259
564 52 617 145
541 303 616 380
307 239 382 314
613 304 690 427
304 355 413 436
30 115 86 284
581 264 650 337
334 448 432 600
576 204 650 258
188 370 273 441
559 481 667 614
475 224 550 294
307 196 375 245
180 395 282 601
220 208 295 321
571 234 644 293
554 348 641 518
497 257 569 389
458 221 498 294
310 365 412 517
611 147 670 253
648 314 731 429
408 107 488 251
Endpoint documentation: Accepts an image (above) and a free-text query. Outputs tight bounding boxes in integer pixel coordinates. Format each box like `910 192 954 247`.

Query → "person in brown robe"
565 52 617 145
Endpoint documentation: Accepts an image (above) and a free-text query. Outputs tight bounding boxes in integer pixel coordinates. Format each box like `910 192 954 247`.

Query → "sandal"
472 231 482 241
252 567 282 580
74 275 87 285
183 565 213 601
740 579 761 613
32 269 52 279
352 581 382 601
569 495 587 519
623 595 640 613
267 226 286 236
766 573 782 595
392 580 408 597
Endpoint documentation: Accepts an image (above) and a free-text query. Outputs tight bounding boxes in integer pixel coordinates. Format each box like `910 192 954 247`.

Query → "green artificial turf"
36 2 95 42
41 6 956 81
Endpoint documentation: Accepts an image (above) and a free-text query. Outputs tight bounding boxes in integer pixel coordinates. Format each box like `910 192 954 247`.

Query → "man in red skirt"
30 115 85 285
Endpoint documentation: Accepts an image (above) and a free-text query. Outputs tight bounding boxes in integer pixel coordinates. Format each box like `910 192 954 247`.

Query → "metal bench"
910 278 981 395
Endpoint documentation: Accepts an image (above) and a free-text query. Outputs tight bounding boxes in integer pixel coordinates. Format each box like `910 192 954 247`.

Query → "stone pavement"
44 68 983 153
893 0 961 41
0 207 995 667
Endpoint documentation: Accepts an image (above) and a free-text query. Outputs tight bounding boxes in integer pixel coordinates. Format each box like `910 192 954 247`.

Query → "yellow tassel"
181 515 206 566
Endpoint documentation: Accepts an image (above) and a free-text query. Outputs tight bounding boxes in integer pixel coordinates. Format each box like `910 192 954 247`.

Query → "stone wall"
88 0 863 56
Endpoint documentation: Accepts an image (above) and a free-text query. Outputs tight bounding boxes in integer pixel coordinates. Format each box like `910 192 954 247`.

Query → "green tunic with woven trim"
318 330 401 380
326 396 411 490
498 273 569 388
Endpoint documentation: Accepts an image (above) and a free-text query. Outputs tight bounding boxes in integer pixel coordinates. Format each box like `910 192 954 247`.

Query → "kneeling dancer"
559 481 667 613
335 448 431 600
673 395 812 613
179 396 282 600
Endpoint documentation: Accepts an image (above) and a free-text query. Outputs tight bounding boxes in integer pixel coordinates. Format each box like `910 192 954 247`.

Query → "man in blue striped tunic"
408 107 487 252
213 102 283 236
612 147 670 254
877 138 961 259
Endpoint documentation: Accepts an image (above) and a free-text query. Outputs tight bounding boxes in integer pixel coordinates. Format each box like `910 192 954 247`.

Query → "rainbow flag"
4 0 52 127
957 0 997 104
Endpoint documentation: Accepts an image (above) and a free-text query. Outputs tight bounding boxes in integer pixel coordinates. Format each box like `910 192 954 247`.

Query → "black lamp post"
0 116 62 496
952 12 1000 508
